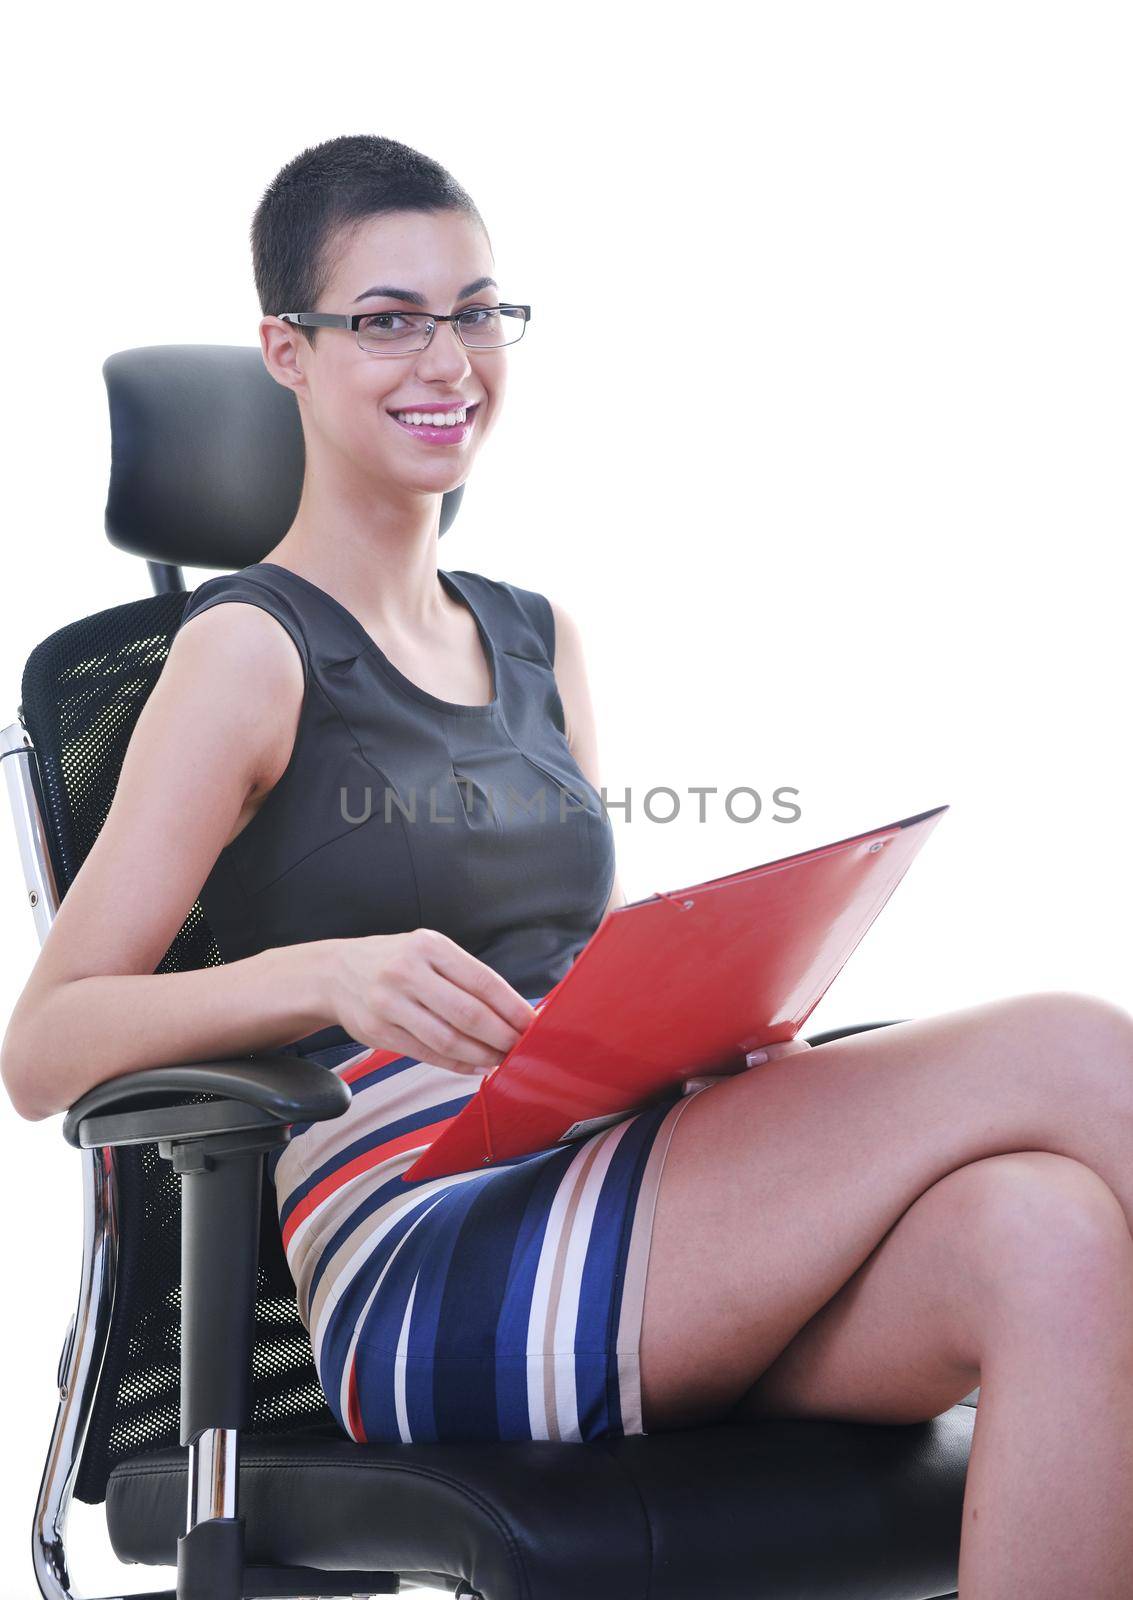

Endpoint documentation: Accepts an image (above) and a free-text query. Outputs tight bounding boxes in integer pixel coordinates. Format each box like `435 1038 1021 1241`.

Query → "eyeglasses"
275 303 531 355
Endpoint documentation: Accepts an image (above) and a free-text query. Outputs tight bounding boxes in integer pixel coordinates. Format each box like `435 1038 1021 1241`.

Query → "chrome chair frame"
3 710 120 1600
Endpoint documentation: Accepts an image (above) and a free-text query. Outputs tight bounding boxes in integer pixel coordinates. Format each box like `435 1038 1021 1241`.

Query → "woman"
5 133 1133 1594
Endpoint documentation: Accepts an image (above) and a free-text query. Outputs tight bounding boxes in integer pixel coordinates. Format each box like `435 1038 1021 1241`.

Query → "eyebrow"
352 275 498 306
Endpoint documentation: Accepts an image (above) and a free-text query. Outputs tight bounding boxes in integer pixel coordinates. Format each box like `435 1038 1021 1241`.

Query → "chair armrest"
61 1055 351 1150
59 1054 349 1490
804 1019 909 1048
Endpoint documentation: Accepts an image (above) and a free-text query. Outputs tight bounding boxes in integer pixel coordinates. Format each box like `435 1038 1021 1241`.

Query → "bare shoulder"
170 599 305 792
172 592 303 679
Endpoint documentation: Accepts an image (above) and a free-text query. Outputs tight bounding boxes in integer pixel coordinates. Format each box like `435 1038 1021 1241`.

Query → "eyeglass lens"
357 306 526 353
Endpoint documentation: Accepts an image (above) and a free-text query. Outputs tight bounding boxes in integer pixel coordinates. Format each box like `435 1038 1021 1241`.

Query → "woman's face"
268 208 507 498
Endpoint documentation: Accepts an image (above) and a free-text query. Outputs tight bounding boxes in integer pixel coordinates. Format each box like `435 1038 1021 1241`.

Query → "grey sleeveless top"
176 561 617 1051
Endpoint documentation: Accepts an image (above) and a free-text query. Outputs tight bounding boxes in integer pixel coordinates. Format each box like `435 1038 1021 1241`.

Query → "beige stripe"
616 1090 706 1435
541 1133 609 1440
282 1210 330 1333
272 1138 312 1214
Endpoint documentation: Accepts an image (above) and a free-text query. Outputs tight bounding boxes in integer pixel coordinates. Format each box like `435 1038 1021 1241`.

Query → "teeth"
393 406 469 427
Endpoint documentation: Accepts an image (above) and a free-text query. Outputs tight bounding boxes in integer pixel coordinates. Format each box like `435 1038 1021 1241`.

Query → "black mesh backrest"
19 591 341 1506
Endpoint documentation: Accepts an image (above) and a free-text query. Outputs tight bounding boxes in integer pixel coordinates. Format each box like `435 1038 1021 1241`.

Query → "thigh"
734 1150 1132 1426
638 989 1133 1431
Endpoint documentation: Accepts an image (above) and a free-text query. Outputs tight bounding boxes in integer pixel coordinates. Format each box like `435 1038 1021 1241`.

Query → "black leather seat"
8 344 974 1600
105 1412 974 1599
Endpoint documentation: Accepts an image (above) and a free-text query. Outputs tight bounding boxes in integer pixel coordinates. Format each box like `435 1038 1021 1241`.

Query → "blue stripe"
397 1178 497 1441
431 1155 566 1439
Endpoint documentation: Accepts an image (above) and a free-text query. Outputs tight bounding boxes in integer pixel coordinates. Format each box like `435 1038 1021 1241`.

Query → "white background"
1 2 1130 1593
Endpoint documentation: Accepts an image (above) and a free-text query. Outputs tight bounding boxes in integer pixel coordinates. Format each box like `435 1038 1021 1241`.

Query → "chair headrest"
102 344 465 569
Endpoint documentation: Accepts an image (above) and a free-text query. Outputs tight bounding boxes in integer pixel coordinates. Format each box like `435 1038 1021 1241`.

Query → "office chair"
2 344 978 1600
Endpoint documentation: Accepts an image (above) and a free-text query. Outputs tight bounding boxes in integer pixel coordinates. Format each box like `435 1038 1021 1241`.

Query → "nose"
415 319 474 380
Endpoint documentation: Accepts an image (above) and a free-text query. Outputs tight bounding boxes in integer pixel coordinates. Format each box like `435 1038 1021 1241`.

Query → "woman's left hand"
744 1038 812 1067
680 1038 813 1095
687 1039 812 1090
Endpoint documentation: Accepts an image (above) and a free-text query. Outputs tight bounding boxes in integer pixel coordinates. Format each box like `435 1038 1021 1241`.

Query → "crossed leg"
637 990 1133 1597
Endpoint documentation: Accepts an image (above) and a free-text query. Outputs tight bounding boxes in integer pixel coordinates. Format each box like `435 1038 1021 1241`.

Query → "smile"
388 402 480 445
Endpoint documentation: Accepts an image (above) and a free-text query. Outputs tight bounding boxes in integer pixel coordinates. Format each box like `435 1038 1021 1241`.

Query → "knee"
945 1151 1133 1310
1004 988 1133 1052
997 989 1133 1100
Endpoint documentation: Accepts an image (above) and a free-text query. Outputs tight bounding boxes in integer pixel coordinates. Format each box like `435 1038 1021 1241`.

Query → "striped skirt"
266 993 706 1445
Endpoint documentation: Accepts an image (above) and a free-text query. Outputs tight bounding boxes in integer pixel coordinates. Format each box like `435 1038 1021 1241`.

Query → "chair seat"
105 1406 974 1600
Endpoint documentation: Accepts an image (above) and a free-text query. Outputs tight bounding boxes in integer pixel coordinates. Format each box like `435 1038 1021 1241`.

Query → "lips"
386 402 481 446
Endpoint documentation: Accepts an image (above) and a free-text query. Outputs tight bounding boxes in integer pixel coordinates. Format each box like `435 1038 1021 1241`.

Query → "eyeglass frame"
274 304 532 354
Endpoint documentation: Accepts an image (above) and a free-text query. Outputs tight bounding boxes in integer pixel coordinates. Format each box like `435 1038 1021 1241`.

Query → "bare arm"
0 602 339 1123
547 597 626 924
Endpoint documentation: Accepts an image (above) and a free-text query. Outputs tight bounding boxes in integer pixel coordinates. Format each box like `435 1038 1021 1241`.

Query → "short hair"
251 133 489 348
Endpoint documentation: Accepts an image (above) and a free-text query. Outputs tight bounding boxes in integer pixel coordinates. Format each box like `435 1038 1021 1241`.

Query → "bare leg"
736 1151 1133 1599
639 990 1133 1424
636 991 1133 1591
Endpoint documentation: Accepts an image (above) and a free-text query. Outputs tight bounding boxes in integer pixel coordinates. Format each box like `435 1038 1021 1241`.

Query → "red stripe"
347 1350 367 1442
281 1115 459 1251
340 1046 406 1084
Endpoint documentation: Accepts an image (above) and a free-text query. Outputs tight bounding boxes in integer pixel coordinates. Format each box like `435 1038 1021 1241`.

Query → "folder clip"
654 889 695 911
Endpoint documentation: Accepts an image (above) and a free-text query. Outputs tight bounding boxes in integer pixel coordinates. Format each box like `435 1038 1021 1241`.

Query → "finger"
382 1023 487 1077
415 966 530 1059
428 939 537 1033
746 1039 812 1065
395 994 509 1073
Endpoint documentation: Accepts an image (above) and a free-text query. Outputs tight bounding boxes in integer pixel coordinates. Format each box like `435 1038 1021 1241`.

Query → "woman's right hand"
328 929 537 1076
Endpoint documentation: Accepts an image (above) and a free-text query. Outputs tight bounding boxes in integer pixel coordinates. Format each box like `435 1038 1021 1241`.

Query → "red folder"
401 804 948 1182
